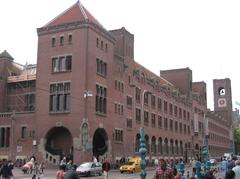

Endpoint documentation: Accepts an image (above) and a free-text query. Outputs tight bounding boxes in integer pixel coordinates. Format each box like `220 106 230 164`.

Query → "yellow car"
119 157 141 173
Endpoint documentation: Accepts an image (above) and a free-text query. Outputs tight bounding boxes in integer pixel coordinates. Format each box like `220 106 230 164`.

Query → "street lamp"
139 89 151 179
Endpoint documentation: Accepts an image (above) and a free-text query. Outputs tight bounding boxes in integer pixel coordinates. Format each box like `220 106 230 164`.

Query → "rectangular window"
0 127 10 148
158 116 162 128
49 82 70 112
114 129 123 142
126 118 132 129
25 93 35 111
52 55 72 73
96 38 99 48
151 95 155 108
184 124 187 134
170 119 173 131
164 118 168 130
144 111 149 126
21 126 27 139
179 108 182 119
105 43 108 52
169 103 173 115
136 108 141 124
151 113 156 128
175 121 178 132
174 106 178 117
101 41 103 49
126 96 132 108
96 58 107 77
60 36 64 46
136 87 140 103
157 98 162 111
68 34 72 44
187 112 190 121
51 37 56 47
164 101 168 113
144 93 149 105
180 123 183 133
96 84 107 114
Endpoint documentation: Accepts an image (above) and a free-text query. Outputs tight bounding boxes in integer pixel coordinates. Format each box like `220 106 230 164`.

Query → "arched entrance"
45 127 73 161
92 128 108 159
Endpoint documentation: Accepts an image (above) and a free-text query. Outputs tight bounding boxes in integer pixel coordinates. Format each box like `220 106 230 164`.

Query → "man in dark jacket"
0 160 13 179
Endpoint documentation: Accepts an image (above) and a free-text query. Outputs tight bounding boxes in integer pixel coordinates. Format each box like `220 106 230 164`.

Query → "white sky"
0 0 240 110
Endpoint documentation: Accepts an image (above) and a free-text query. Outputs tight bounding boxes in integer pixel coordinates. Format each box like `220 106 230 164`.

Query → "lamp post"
139 89 151 179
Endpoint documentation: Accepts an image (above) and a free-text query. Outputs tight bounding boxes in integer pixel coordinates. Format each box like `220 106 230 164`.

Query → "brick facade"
0 1 233 165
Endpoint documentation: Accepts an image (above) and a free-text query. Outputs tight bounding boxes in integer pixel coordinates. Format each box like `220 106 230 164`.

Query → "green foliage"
234 128 240 154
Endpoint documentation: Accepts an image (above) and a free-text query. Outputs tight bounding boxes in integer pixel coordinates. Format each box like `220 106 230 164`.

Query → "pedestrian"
56 164 66 179
232 160 240 179
39 162 45 174
221 157 228 175
66 160 73 171
60 157 66 167
154 158 174 179
64 165 79 179
0 160 14 179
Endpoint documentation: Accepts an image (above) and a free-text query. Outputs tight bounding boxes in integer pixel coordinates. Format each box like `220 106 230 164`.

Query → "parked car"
76 162 102 177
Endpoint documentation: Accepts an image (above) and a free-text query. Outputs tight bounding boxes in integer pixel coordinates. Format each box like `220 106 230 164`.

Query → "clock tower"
213 78 233 124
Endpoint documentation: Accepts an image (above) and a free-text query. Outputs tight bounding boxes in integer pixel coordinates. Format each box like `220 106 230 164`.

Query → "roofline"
44 1 79 27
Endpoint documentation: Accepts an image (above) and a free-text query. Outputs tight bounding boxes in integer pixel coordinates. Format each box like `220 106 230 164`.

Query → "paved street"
12 167 156 179
12 165 226 179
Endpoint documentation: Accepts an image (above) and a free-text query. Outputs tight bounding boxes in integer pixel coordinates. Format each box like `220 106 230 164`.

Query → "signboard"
17 146 22 153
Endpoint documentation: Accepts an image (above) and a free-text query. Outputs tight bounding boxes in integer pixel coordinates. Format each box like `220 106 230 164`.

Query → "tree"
234 128 240 154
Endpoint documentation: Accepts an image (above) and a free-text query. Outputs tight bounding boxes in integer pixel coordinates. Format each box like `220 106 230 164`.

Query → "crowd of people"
56 156 79 179
153 156 240 179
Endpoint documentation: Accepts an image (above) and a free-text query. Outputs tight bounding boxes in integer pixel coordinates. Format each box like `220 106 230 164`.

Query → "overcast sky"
0 0 240 110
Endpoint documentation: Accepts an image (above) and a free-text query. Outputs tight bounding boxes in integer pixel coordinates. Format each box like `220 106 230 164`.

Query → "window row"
52 55 72 73
114 103 124 115
135 108 190 134
96 84 107 114
114 129 123 142
135 87 190 120
49 82 70 112
24 93 35 111
96 38 108 52
114 80 124 92
51 34 72 47
96 58 107 77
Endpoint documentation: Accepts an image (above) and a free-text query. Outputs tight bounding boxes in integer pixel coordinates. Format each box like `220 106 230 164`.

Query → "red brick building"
0 1 233 165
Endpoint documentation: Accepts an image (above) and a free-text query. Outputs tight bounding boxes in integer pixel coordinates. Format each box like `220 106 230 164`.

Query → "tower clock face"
218 98 226 107
218 87 225 96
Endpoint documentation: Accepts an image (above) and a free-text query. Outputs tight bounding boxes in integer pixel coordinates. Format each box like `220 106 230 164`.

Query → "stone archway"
92 128 108 159
45 127 73 161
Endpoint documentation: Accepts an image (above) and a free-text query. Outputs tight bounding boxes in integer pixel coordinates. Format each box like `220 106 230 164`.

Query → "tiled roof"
0 50 14 60
44 1 104 28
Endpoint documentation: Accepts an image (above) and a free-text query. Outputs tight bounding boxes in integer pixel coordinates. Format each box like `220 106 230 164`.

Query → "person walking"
232 160 240 179
0 160 14 179
56 165 66 179
154 158 174 179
